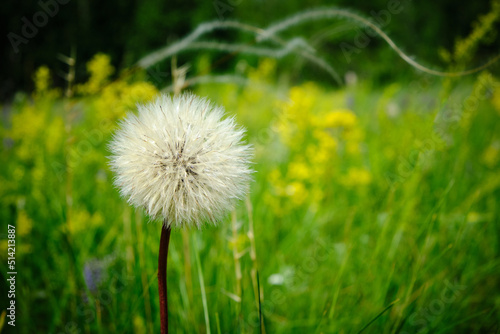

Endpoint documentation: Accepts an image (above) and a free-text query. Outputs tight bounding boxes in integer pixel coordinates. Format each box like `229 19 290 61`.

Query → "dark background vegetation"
1 0 499 98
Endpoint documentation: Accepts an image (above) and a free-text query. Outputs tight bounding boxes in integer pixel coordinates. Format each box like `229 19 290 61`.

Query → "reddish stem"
158 223 171 334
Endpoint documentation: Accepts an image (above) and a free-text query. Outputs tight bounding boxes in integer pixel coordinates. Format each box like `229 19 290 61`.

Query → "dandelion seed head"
109 93 253 228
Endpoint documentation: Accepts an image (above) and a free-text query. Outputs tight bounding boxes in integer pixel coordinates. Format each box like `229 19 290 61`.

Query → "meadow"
1 4 500 334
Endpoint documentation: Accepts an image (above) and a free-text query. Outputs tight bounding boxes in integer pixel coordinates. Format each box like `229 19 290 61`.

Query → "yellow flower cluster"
34 66 51 93
33 66 61 100
8 66 65 161
77 53 159 121
343 167 372 187
453 0 500 63
94 80 158 120
4 54 160 249
492 76 500 114
266 83 371 215
484 76 500 167
66 208 104 235
78 53 115 95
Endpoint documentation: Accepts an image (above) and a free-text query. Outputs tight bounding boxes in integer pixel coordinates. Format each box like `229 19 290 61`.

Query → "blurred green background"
1 0 500 333
1 0 499 97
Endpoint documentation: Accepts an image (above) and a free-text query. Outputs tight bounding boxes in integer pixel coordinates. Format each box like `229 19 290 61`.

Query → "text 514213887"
7 224 16 327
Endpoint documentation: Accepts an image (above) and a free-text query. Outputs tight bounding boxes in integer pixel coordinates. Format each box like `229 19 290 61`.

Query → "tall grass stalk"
139 7 500 91
136 20 342 84
245 197 259 308
135 210 154 334
259 7 500 76
231 210 243 299
194 235 211 334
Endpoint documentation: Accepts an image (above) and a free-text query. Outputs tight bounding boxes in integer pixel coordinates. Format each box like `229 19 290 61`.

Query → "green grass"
1 70 499 334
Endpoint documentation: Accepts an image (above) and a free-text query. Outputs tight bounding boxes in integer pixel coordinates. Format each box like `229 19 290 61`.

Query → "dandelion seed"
109 93 253 228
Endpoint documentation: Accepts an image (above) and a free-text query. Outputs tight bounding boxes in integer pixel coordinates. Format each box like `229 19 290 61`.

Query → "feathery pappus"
109 93 253 228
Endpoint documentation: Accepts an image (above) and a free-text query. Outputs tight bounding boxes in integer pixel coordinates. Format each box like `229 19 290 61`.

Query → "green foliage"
3 1 500 99
452 0 500 64
1 56 500 333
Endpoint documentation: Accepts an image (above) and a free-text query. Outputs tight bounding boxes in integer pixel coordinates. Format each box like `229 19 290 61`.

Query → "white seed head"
109 93 253 228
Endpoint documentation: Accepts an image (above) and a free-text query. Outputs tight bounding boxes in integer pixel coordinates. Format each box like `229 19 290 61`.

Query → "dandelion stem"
158 223 171 334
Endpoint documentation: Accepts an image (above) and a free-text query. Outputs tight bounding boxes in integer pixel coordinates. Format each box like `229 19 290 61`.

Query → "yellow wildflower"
34 66 51 93
68 209 104 235
33 66 60 99
288 161 311 180
314 129 338 151
324 110 357 129
482 142 499 167
79 53 115 95
248 58 276 82
285 181 307 205
466 212 482 224
16 211 33 236
343 168 372 187
94 81 158 120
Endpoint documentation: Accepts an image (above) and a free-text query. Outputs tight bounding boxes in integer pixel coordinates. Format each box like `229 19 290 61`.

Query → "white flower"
109 93 253 228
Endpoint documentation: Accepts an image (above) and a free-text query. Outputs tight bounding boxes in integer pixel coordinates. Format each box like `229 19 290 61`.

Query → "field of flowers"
0 50 499 333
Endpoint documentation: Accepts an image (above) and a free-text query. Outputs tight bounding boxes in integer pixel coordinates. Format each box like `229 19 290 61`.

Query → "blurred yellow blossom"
313 129 338 151
323 110 357 128
45 116 65 154
228 234 249 251
285 181 308 205
78 53 115 95
16 211 33 236
466 211 482 224
68 209 104 235
9 105 45 142
0 240 8 261
482 141 500 167
343 168 372 187
453 1 500 63
346 142 361 155
266 83 369 214
248 58 276 82
34 66 51 93
306 144 330 166
133 315 147 334
95 81 158 120
33 66 61 99
492 81 500 114
288 161 311 180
